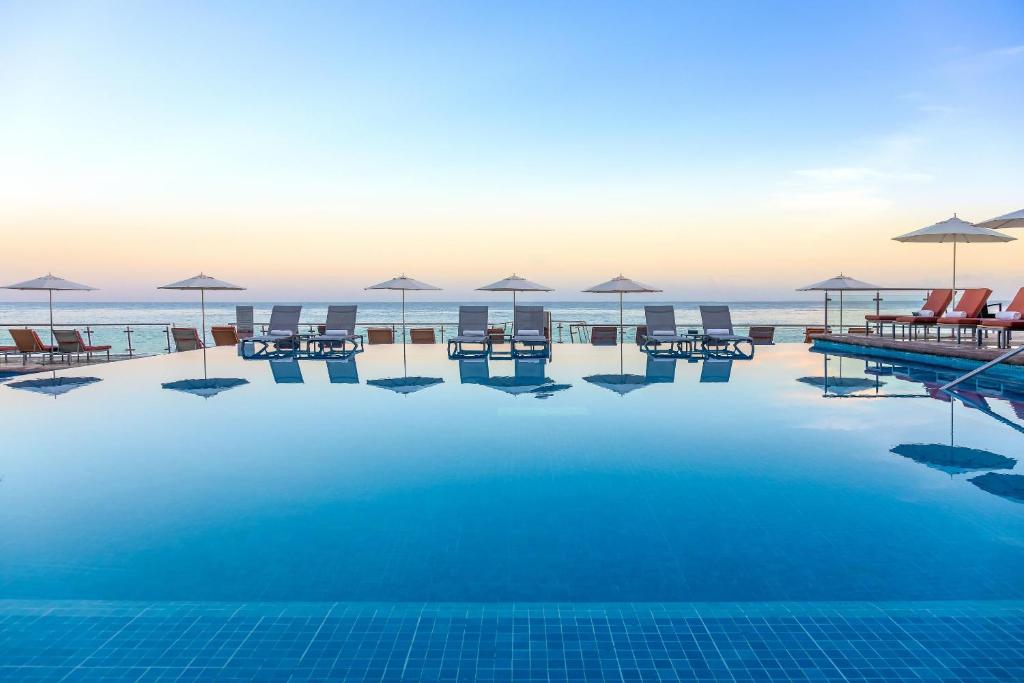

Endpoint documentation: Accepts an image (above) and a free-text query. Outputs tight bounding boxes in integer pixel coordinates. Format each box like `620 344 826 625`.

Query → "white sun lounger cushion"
915 310 933 317
706 328 731 336
325 329 349 336
652 329 676 336
944 311 967 319
996 311 1021 320
518 329 539 336
270 329 293 336
463 330 486 337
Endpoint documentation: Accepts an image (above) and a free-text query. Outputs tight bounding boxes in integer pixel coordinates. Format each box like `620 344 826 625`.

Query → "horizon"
2 1 1022 299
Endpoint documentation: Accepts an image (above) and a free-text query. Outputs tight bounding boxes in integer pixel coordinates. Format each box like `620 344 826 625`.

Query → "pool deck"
1 600 1022 681
812 333 1024 367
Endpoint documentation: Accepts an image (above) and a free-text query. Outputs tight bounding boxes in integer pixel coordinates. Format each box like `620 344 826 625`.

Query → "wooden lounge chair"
935 288 992 343
448 306 491 357
366 327 394 344
590 326 618 345
211 326 239 346
803 326 830 343
172 327 204 351
8 328 57 364
980 288 1024 348
749 326 776 345
410 328 436 344
53 329 112 360
867 289 951 338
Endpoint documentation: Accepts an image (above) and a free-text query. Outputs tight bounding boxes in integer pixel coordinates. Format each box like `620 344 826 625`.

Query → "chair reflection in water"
270 357 304 384
700 358 733 383
327 356 359 384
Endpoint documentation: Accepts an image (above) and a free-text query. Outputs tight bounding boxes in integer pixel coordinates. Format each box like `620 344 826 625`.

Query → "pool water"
3 344 1024 605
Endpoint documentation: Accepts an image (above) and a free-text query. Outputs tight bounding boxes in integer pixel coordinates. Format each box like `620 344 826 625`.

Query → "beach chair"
447 306 491 357
53 329 111 360
700 358 733 383
749 326 776 345
511 306 550 356
869 289 951 338
410 328 436 344
245 305 302 356
803 326 830 343
326 356 359 384
9 328 58 364
590 326 618 346
172 327 203 352
640 306 692 355
980 288 1024 348
211 326 239 346
699 306 754 357
366 327 394 344
270 357 304 384
895 289 959 340
935 288 992 343
307 305 361 354
235 306 254 339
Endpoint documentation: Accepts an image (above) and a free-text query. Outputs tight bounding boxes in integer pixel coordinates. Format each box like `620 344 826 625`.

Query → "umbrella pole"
401 289 407 374
839 290 844 333
200 289 207 348
823 292 828 330
619 292 624 343
48 289 54 363
952 241 957 293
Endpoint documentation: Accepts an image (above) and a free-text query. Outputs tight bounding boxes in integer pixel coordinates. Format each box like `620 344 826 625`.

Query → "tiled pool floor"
1 601 1022 681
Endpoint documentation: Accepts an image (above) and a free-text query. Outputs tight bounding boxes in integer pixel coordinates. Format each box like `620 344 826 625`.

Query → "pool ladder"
939 345 1024 391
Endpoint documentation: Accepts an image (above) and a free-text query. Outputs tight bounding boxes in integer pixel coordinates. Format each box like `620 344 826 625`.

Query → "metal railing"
0 322 176 355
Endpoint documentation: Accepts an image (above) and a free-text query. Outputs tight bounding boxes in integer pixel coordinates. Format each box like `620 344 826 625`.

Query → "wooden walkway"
812 333 1024 366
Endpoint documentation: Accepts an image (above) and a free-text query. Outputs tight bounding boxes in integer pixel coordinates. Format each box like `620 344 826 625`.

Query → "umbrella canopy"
969 472 1024 503
798 274 882 331
158 273 245 348
367 275 441 347
890 444 1016 475
3 274 97 354
366 376 444 394
7 375 101 397
893 216 1014 290
161 377 249 399
584 274 662 343
976 208 1024 230
583 373 650 395
477 274 552 310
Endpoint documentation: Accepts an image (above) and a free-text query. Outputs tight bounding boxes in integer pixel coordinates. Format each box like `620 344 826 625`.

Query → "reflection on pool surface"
2 344 1024 603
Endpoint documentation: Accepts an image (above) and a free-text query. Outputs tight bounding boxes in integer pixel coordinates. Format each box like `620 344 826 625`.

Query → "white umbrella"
797 274 881 330
584 275 662 343
158 273 245 348
893 216 1014 291
977 208 1024 230
366 275 441 346
477 274 553 309
2 274 96 354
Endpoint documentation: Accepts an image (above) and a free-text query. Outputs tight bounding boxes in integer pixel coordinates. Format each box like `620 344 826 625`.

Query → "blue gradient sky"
1 1 1022 301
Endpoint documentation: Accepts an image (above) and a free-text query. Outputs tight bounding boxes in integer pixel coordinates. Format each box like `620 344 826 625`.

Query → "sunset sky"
2 1 1022 301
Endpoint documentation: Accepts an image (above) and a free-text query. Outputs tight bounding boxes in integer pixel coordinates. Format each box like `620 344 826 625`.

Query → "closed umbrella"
977 208 1024 230
797 274 881 331
2 274 96 355
477 274 552 310
584 275 662 343
158 273 245 348
893 216 1014 291
366 275 441 346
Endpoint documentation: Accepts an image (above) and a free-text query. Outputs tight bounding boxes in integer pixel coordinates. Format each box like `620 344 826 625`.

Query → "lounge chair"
590 326 618 346
935 288 992 343
211 326 239 346
235 306 254 339
749 326 776 345
307 305 361 354
867 289 951 338
641 305 693 355
447 306 491 357
367 327 394 344
326 356 359 384
895 289 959 339
245 305 302 356
803 326 830 343
53 329 112 360
511 306 550 356
980 288 1024 348
172 327 204 352
8 328 57 364
410 328 436 344
699 305 754 357
270 357 304 384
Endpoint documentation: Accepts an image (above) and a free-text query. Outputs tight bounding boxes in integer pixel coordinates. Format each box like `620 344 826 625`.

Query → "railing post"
165 325 172 353
125 326 134 356
85 325 94 346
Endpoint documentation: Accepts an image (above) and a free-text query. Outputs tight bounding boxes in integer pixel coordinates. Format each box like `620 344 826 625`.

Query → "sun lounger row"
865 287 1024 346
2 328 111 364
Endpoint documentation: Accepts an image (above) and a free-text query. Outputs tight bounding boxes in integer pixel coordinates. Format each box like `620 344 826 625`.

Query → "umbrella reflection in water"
8 374 101 398
970 473 1024 503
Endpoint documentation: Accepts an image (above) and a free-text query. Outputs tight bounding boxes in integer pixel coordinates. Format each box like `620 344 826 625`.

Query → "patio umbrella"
2 274 96 353
158 273 245 348
893 216 1013 291
584 275 662 343
797 274 881 330
366 275 441 346
969 472 1024 503
477 274 553 310
7 374 100 398
976 208 1024 230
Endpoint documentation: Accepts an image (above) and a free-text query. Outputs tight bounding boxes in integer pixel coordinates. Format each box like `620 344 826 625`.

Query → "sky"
1 0 1022 302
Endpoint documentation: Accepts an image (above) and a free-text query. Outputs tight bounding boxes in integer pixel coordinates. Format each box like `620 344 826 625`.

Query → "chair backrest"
367 327 394 344
954 288 992 317
514 306 544 335
749 326 776 344
235 306 254 336
53 329 84 352
267 305 302 335
410 328 436 344
211 326 239 346
458 306 489 336
590 326 618 345
645 306 677 334
9 328 46 352
700 305 734 334
324 305 357 334
1006 288 1024 314
172 327 202 351
923 289 953 316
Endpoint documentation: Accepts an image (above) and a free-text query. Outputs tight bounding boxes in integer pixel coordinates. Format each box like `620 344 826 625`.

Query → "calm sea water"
0 298 930 352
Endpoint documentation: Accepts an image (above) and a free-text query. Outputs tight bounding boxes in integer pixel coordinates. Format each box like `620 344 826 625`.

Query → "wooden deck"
812 333 1024 366
0 354 138 377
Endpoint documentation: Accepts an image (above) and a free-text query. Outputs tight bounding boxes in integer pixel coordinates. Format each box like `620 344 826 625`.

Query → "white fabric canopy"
477 275 552 292
367 275 441 291
4 274 95 291
977 208 1024 230
797 274 881 291
894 216 1014 291
583 275 662 294
158 273 245 291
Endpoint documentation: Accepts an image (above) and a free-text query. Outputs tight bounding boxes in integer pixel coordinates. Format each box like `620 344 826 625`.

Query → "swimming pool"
2 344 1023 679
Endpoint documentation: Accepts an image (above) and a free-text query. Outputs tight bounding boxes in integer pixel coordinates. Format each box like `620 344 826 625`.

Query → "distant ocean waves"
0 299 928 352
